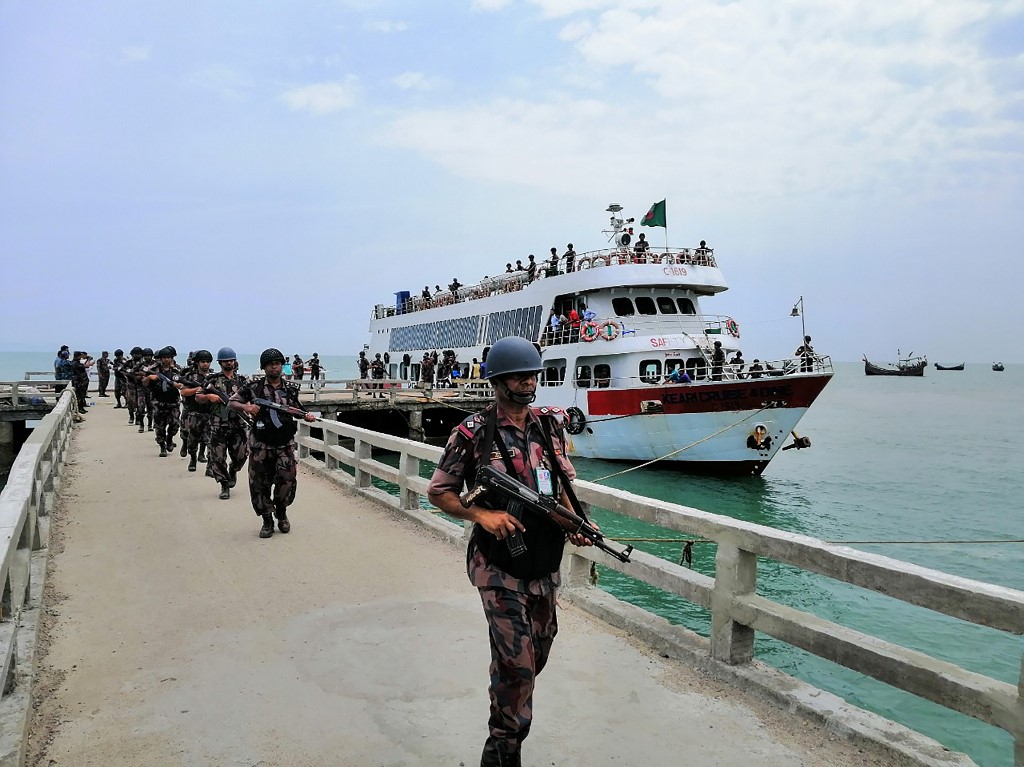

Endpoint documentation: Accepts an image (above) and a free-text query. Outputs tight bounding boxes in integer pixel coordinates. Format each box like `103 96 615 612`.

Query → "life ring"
566 406 586 435
600 320 621 340
726 319 739 337
580 321 600 342
592 253 610 267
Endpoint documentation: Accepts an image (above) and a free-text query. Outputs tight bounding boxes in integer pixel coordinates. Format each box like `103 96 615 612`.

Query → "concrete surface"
28 401 918 766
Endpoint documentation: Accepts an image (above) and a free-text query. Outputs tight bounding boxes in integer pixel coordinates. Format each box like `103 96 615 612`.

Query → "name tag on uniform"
535 467 553 496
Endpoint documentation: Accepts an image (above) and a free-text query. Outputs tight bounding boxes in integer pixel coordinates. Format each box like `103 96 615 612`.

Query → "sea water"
3 352 1021 764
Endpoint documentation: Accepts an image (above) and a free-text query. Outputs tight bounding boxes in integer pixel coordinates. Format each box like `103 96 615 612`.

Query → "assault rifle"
460 465 633 563
252 397 325 423
147 369 201 391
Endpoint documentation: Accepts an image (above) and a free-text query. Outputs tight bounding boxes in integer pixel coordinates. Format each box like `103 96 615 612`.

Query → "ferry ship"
366 203 833 476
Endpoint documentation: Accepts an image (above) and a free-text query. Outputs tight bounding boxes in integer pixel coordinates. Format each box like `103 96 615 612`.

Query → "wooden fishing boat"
993 362 1005 371
934 363 964 371
863 353 927 376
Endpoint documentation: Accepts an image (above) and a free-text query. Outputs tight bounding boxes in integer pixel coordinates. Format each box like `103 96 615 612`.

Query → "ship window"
575 365 592 388
612 297 635 316
594 363 611 388
686 357 707 381
541 359 566 387
665 359 683 375
639 359 661 384
635 297 657 315
676 298 696 314
657 297 677 314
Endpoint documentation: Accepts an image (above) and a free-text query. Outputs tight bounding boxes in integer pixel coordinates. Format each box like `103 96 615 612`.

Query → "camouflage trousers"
135 389 153 425
207 419 249 484
124 382 137 416
152 401 180 446
479 586 558 752
114 376 126 402
247 441 297 517
181 410 211 457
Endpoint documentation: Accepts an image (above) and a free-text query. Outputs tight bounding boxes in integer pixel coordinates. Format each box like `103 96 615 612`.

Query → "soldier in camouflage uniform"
141 346 183 457
133 347 156 432
111 349 127 409
96 351 111 397
122 347 143 421
427 336 595 767
230 347 316 538
203 347 248 499
178 350 214 469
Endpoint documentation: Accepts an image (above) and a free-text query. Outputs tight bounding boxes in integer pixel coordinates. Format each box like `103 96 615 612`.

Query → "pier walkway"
20 401 913 767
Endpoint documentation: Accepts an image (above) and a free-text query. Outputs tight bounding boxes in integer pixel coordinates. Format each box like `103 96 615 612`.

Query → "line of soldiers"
109 345 316 539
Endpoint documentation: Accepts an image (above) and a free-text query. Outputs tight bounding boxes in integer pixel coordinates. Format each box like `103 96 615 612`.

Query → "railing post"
297 423 310 460
324 424 340 470
562 550 593 589
353 439 372 488
1016 654 1024 767
711 543 757 664
398 451 420 510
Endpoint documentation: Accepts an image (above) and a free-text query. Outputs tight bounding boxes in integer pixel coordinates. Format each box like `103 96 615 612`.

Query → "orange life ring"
580 321 600 342
726 318 739 337
600 321 621 340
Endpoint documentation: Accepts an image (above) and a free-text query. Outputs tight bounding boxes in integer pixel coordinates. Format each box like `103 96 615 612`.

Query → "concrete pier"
19 400 923 766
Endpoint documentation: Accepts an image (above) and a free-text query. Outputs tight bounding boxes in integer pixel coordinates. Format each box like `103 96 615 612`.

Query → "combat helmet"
260 348 286 368
216 347 236 362
193 349 213 363
483 336 543 380
141 347 154 357
130 346 143 356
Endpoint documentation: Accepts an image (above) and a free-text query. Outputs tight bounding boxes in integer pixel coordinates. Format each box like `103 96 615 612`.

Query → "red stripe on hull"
586 374 832 416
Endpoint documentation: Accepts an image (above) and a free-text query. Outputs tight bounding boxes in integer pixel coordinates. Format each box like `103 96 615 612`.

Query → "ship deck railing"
372 246 718 320
541 313 740 347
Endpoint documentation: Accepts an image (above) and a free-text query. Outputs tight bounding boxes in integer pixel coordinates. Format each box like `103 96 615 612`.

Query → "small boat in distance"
993 362 1005 371
934 363 964 371
864 352 927 377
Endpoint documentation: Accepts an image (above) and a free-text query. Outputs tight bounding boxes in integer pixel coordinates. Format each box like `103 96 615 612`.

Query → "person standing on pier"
203 347 248 499
427 336 596 767
308 353 321 382
122 347 142 421
71 352 92 413
96 351 111 397
133 347 155 433
230 348 316 538
142 347 184 457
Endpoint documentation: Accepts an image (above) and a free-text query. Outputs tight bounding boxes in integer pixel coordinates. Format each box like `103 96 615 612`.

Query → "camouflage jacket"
428 403 575 594
206 372 249 423
230 376 304 446
142 363 183 403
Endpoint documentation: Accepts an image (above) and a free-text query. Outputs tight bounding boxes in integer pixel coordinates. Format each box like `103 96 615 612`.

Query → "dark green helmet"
484 337 543 380
193 349 213 363
156 346 174 359
142 347 154 357
260 348 286 368
114 348 124 356
130 346 143 356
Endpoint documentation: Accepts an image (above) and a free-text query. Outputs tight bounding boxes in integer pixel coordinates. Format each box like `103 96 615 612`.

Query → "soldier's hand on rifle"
241 403 261 417
569 523 598 547
475 508 526 541
303 412 317 423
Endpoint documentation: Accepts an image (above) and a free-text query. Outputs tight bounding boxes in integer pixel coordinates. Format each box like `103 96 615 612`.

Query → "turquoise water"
5 353 1021 764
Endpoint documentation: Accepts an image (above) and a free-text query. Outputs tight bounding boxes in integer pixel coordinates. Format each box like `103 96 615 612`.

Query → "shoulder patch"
458 412 485 439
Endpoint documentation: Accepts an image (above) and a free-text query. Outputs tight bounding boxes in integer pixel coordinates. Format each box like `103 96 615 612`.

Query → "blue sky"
1 0 1022 362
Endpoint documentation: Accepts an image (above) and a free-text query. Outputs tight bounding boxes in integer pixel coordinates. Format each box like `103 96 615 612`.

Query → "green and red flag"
641 199 666 227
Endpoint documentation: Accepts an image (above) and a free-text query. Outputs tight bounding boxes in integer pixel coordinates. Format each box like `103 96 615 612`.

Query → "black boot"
128 413 134 423
219 482 231 500
188 455 197 472
259 513 275 538
138 422 145 433
227 466 237 488
275 507 290 533
179 439 188 458
197 445 207 463
159 443 168 458
147 417 153 431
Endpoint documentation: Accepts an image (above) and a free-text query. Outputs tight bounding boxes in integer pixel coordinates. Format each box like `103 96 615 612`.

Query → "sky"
1 0 1022 362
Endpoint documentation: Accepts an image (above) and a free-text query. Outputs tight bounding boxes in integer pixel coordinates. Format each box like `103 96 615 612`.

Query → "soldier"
111 349 127 408
178 350 214 470
133 347 155 433
70 352 92 414
96 351 111 397
427 336 596 767
203 347 249 499
123 347 143 421
229 348 316 538
141 347 183 457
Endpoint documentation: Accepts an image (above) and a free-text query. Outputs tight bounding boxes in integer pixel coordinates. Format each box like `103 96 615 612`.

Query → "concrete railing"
0 381 64 406
0 389 77 763
296 417 1024 766
308 378 492 403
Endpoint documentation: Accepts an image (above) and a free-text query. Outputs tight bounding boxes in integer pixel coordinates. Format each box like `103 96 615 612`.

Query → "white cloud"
472 0 514 11
392 72 443 91
364 20 409 32
120 45 151 63
281 77 360 115
383 1 1024 208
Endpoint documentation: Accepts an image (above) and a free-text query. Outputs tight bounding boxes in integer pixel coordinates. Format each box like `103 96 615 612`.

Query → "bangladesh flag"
641 199 667 228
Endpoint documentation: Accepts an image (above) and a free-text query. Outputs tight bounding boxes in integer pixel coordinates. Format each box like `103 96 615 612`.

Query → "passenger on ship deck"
470 358 481 379
711 340 726 381
434 285 443 297
795 335 815 372
505 263 514 273
665 366 691 384
730 351 745 378
449 278 463 295
748 359 764 379
514 259 524 271
633 232 650 260
422 286 432 301
581 304 596 322
526 254 537 282
564 243 576 273
696 239 709 255
548 247 558 276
